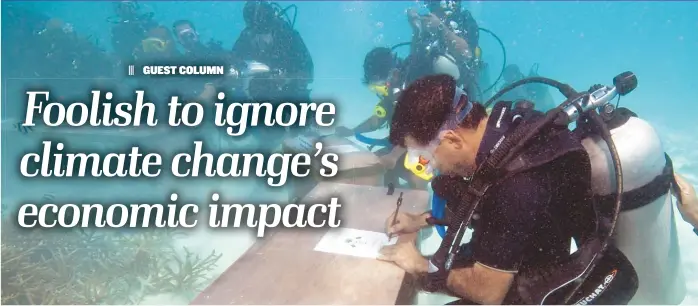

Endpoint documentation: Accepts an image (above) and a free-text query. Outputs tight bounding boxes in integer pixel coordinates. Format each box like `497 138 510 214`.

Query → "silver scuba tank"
432 53 461 81
227 60 273 99
581 115 686 305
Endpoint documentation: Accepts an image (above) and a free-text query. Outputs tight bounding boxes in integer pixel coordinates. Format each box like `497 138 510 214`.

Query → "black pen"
388 192 403 240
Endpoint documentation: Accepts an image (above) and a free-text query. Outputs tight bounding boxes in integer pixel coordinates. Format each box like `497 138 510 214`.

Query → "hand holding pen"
388 192 404 240
385 192 431 238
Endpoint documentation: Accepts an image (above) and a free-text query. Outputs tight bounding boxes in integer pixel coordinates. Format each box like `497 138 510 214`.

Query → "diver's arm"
352 115 387 134
439 27 472 64
446 264 515 304
410 33 421 56
230 29 253 58
289 30 314 82
445 173 550 304
406 9 422 56
674 173 698 229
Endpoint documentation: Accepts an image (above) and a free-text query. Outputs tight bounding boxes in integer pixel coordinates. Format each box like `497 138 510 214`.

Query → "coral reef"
1 223 222 304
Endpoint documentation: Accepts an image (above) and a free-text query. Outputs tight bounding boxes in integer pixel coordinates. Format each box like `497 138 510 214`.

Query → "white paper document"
314 228 398 259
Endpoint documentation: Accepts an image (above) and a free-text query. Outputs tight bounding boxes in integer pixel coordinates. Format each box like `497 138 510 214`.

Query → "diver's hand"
421 13 444 34
406 8 422 33
378 242 428 275
198 83 217 101
385 212 429 236
334 126 354 137
674 174 698 228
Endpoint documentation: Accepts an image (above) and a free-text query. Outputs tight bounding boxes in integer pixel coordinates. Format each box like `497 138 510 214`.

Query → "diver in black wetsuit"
232 1 313 104
409 0 486 98
172 19 243 100
383 74 634 304
231 1 314 143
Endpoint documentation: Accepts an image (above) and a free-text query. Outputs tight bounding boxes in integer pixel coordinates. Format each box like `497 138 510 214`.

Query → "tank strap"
596 153 674 212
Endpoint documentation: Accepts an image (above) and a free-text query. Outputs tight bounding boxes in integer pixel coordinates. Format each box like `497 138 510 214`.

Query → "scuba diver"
409 0 492 100
109 1 159 64
379 73 686 304
231 1 312 100
498 64 556 111
172 19 243 101
173 19 227 59
232 1 312 102
132 25 180 63
2 5 113 81
333 46 428 189
34 18 115 80
230 0 313 143
131 25 188 110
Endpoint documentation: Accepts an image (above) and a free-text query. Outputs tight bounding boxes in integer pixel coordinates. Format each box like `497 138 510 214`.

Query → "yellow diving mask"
368 83 390 97
141 37 167 53
403 86 473 181
404 150 436 181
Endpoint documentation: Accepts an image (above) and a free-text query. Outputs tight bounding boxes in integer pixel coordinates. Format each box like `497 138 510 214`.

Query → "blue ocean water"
1 1 697 305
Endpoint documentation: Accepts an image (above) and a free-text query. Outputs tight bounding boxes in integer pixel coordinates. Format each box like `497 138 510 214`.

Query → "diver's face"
404 131 477 177
365 61 398 95
175 24 199 48
116 1 137 19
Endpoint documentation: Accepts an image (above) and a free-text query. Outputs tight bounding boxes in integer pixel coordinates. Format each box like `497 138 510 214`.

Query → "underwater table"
191 182 429 305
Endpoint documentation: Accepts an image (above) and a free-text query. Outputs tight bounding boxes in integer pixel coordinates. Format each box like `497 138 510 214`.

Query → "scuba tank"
580 110 686 304
432 51 461 81
227 60 283 99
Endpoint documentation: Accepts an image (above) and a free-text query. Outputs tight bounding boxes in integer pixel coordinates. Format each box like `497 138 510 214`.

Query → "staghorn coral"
1 222 221 305
147 247 222 299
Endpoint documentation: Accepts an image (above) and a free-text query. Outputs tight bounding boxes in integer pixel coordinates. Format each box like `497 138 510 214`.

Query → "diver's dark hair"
243 1 279 28
172 19 195 32
362 47 395 85
389 74 487 147
424 0 461 11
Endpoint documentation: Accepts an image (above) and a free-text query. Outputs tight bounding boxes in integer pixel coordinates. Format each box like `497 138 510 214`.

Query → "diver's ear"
442 130 463 150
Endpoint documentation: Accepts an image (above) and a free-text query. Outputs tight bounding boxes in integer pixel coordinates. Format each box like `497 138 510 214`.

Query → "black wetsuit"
435 102 596 304
231 20 314 142
231 21 313 102
412 9 480 82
